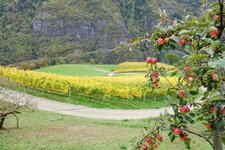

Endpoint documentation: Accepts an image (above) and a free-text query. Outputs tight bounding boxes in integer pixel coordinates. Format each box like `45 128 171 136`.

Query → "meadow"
36 64 116 76
0 110 212 150
114 62 177 73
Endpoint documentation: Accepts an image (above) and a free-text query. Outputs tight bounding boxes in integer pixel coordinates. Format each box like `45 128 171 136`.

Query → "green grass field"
0 110 213 150
35 63 176 77
36 64 116 76
114 62 177 73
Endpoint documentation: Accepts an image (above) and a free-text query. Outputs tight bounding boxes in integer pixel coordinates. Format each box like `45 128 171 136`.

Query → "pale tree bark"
212 126 224 150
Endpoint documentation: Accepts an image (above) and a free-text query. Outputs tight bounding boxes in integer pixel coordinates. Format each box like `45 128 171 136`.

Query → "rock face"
32 3 130 50
31 0 202 51
0 0 206 65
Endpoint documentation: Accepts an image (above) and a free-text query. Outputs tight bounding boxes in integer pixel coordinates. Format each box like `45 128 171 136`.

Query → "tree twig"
183 128 214 149
218 0 224 39
12 113 19 128
160 73 178 90
136 125 165 149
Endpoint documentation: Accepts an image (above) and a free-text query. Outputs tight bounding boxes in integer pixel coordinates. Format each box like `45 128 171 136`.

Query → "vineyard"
0 66 178 101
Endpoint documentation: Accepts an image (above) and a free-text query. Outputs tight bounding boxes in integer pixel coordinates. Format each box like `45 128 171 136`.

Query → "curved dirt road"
0 87 172 120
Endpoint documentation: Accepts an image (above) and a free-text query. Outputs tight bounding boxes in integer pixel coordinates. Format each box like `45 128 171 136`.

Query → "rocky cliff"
0 0 204 65
32 0 130 50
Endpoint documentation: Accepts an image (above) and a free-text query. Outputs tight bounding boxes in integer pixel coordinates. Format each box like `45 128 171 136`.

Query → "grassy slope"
35 62 176 76
0 110 212 150
36 64 116 76
114 62 177 73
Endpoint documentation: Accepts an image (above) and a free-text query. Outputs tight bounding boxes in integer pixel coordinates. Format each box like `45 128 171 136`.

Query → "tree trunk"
212 126 223 150
0 117 5 129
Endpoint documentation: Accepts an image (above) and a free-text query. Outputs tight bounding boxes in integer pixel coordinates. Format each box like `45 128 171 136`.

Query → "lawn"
0 110 213 150
36 64 116 76
35 63 176 77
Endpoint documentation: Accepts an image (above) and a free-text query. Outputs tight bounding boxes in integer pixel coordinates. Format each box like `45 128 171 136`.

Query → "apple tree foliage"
135 1 225 150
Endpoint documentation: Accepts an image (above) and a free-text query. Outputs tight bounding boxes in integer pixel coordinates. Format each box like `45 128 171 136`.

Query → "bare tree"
0 87 36 129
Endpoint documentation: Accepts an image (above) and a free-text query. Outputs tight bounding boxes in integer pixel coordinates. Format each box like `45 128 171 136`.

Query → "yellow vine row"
0 67 178 100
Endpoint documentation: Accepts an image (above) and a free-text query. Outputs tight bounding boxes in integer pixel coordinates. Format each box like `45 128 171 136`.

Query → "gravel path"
0 87 173 120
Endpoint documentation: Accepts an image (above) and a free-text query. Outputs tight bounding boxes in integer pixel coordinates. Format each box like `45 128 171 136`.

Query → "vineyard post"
68 85 71 98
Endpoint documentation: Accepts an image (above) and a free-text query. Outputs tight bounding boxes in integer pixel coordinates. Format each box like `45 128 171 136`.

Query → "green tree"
165 53 180 65
136 1 225 150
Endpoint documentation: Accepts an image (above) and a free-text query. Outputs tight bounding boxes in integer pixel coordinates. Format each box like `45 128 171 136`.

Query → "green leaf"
208 58 225 69
199 48 214 57
218 98 225 105
218 46 225 51
207 26 218 32
209 2 219 8
184 140 191 149
189 113 196 117
207 91 221 102
184 15 190 21
170 36 180 43
197 116 203 121
209 41 220 49
170 70 178 77
189 87 199 95
170 134 176 143
179 29 191 35
216 120 225 128
222 136 225 145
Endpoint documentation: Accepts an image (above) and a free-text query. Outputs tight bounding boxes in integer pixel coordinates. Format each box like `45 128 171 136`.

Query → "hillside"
0 0 204 66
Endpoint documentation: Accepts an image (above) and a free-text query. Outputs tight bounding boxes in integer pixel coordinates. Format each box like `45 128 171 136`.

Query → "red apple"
156 135 163 141
164 37 170 43
152 143 158 149
185 74 191 80
184 67 191 72
186 77 194 83
179 106 190 113
180 135 188 142
152 58 158 64
153 72 159 77
210 30 220 37
184 107 190 113
180 35 187 40
221 109 225 116
205 123 212 129
214 15 220 21
161 17 168 23
145 137 152 144
191 73 197 79
157 38 165 45
180 39 187 45
154 82 159 87
210 107 217 113
178 90 186 98
146 57 153 63
142 144 148 150
173 128 182 135
179 107 184 112
212 73 219 81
